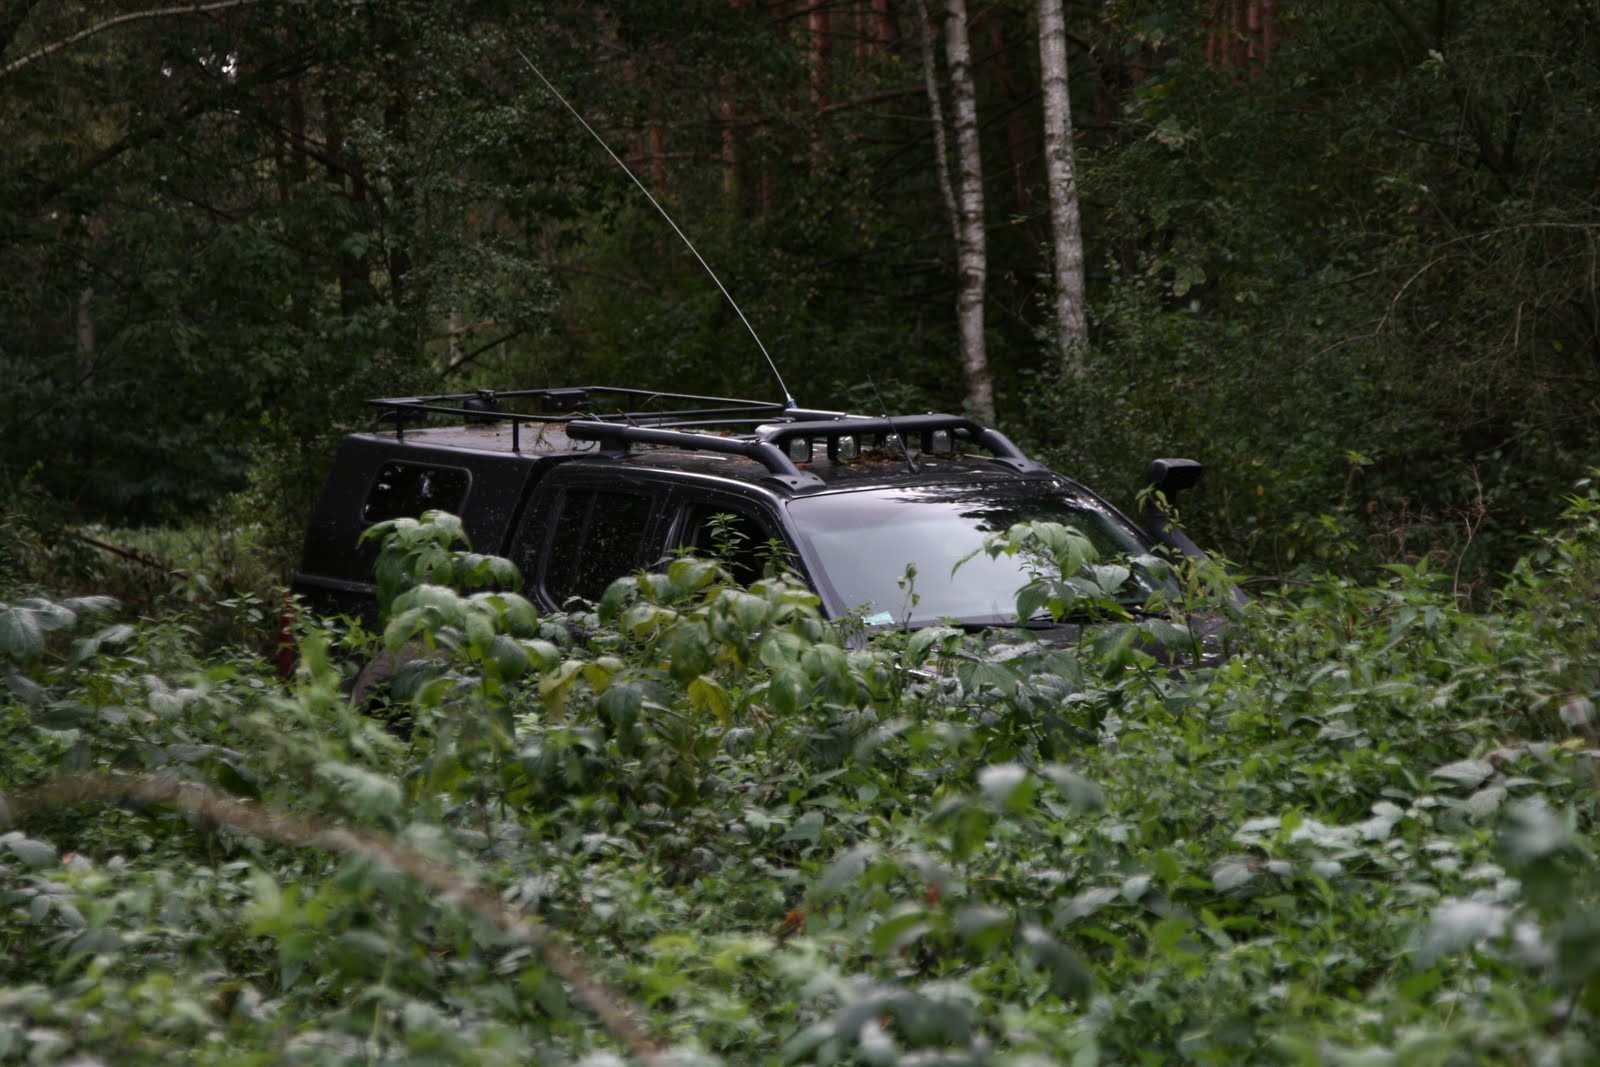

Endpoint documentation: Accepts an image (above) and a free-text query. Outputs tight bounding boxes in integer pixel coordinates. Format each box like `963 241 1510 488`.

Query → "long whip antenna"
516 49 794 408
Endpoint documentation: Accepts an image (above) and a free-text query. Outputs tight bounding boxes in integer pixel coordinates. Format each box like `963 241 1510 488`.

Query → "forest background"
3 0 1596 587
2 2 1600 1065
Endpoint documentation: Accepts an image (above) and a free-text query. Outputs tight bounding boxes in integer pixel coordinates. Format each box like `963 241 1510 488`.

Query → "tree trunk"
987 13 1033 215
941 0 993 422
914 0 959 238
75 279 94 390
871 0 897 51
1038 0 1088 374
1208 0 1278 70
809 5 831 165
720 92 743 210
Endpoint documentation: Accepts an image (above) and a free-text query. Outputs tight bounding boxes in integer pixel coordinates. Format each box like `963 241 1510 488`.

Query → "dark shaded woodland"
3 0 1598 583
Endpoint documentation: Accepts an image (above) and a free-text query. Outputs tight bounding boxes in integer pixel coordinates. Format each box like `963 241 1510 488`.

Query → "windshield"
788 479 1160 627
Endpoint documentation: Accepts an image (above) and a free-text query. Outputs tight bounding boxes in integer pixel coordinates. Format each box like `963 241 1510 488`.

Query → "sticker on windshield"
862 612 895 626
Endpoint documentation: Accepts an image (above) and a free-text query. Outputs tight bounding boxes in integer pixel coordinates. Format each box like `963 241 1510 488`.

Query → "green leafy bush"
3 492 1598 1063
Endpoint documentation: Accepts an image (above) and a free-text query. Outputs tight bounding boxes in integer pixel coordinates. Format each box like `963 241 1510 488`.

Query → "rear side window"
363 462 471 524
676 503 784 587
541 489 656 603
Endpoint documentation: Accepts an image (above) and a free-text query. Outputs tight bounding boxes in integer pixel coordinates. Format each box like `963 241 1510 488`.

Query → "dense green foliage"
1053 1 1600 586
3 5 1598 1056
3 491 1597 1063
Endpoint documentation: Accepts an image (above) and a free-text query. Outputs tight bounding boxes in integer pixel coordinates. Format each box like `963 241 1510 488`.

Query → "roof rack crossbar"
369 388 788 438
564 421 825 491
755 414 1047 473
373 386 780 412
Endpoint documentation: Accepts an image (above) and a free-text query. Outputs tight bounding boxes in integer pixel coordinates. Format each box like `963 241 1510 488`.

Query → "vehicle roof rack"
367 386 1048 489
754 415 1046 475
370 386 792 450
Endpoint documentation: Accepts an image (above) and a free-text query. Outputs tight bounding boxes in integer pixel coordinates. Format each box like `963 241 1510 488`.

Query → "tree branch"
2 0 268 80
1372 0 1509 175
2 773 667 1065
440 328 525 379
1373 0 1433 53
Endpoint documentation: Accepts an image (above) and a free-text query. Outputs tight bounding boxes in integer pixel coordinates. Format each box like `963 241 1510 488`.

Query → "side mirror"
1141 457 1206 560
1145 457 1203 499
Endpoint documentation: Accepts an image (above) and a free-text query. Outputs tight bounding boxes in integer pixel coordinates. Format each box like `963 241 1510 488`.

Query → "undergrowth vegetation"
3 489 1598 1064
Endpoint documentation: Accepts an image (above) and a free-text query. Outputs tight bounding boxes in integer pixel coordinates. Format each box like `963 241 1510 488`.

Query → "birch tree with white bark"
1038 0 1089 377
935 0 993 422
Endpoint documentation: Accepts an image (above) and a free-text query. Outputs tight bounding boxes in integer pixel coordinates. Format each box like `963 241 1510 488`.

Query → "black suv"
293 387 1209 630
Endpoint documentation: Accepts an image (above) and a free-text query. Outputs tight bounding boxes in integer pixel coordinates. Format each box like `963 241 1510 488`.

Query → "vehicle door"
510 466 671 610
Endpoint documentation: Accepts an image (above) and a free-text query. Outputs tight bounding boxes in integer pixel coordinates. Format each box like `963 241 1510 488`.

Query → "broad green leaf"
815 844 877 895
1151 915 1195 958
1211 858 1256 892
314 762 402 816
598 682 642 731
1060 886 1119 922
8 674 45 707
1431 759 1494 789
1040 764 1106 810
954 906 1012 951
1015 581 1054 623
0 607 45 663
598 577 638 622
1462 785 1507 818
2 833 58 869
20 598 75 632
800 644 849 688
757 629 807 668
667 557 719 593
1020 924 1093 1000
1082 564 1130 596
1416 899 1507 966
906 625 961 666
487 591 539 635
768 665 807 715
62 595 117 615
463 607 497 651
872 909 933 955
486 555 523 590
417 510 466 545
726 591 770 632
1172 261 1206 297
687 675 732 723
523 639 563 671
1498 798 1573 867
780 810 825 844
661 622 713 682
978 763 1033 810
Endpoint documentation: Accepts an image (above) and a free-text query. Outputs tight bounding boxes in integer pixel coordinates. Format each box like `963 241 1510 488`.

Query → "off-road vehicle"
292 387 1210 631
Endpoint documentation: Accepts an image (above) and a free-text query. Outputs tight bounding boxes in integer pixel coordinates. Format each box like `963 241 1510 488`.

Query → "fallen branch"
1 773 665 1065
70 530 189 580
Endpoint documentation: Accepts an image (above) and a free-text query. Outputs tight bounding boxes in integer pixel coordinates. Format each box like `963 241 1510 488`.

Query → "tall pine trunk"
1038 0 1088 376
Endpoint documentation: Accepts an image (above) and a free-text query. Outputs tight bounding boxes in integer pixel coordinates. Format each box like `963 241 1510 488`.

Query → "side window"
363 462 471 524
676 503 783 587
540 489 656 603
